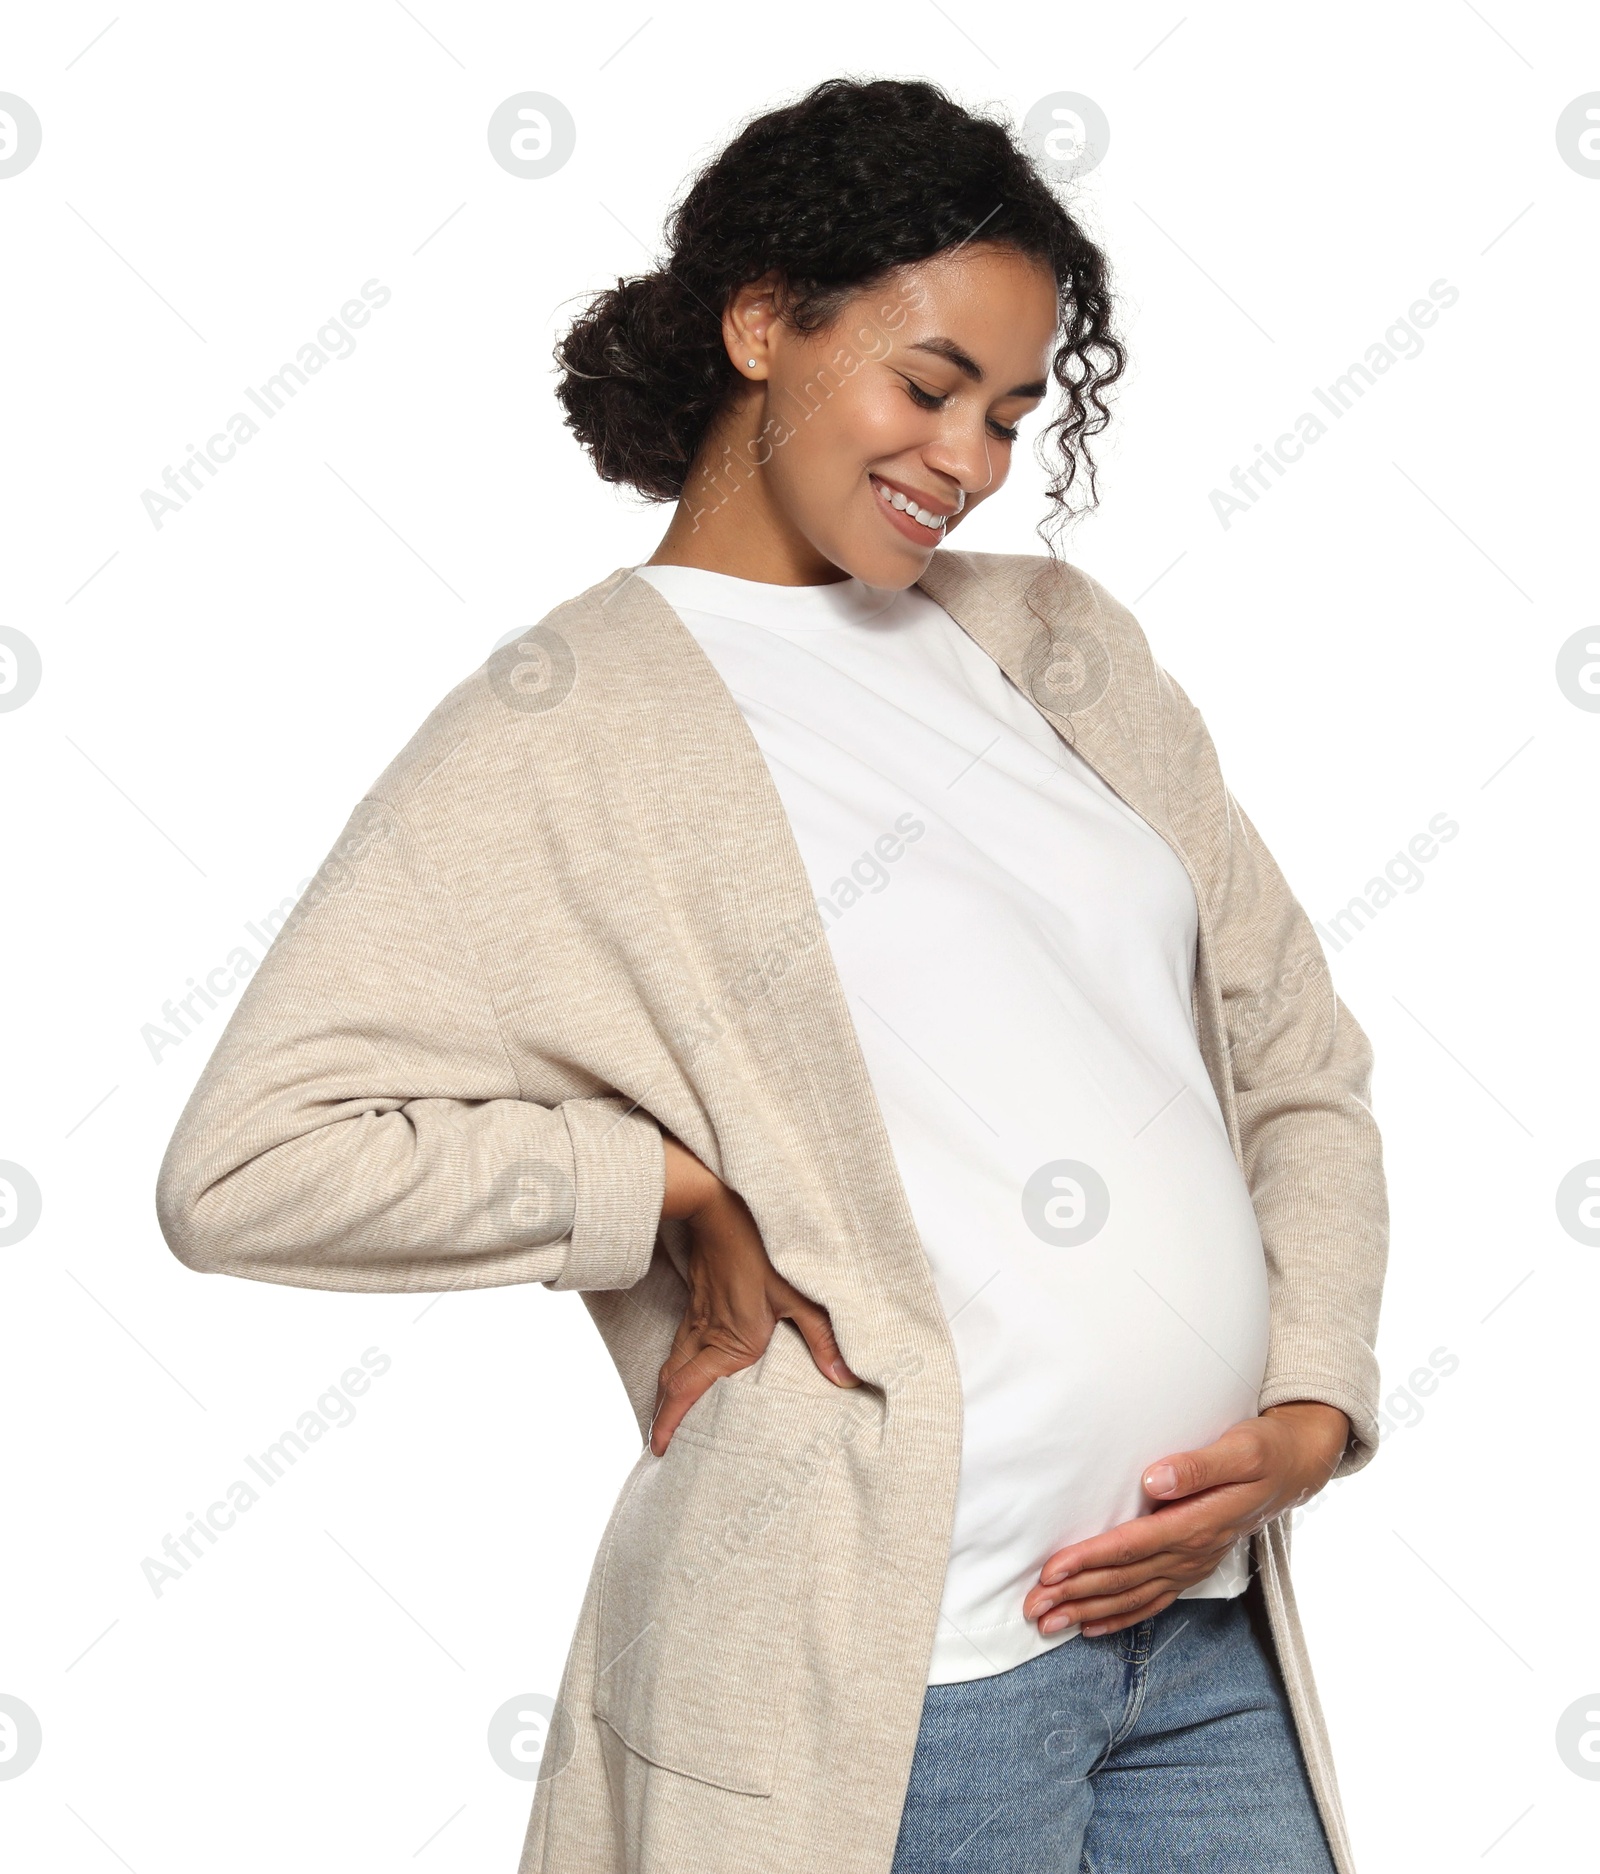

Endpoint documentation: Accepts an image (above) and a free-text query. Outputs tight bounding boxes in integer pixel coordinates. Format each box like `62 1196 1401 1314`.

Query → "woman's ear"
722 271 784 378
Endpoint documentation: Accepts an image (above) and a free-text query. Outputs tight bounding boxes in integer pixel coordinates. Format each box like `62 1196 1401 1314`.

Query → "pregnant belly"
923 1124 1272 1605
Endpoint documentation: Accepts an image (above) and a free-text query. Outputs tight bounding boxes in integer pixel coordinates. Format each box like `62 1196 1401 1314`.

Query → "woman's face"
704 243 1060 588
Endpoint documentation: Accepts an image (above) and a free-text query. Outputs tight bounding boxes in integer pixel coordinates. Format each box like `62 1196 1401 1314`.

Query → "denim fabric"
890 1593 1336 1873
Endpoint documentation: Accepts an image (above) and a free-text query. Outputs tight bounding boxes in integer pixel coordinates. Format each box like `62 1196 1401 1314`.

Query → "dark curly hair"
553 76 1125 547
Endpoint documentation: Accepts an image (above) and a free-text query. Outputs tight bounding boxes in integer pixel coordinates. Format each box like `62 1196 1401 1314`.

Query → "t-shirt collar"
631 561 901 632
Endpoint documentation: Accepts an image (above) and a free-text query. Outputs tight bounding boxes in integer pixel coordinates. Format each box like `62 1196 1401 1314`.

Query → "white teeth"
874 477 944 529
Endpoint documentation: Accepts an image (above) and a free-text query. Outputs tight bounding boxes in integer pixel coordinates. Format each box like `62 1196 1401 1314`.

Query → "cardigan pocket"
592 1368 870 1796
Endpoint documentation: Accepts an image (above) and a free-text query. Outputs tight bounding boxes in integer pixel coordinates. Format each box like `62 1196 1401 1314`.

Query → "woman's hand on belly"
650 1134 861 1455
1021 1401 1351 1638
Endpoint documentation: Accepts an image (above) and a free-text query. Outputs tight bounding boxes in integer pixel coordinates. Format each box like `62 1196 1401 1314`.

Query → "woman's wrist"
1261 1400 1351 1477
660 1133 726 1221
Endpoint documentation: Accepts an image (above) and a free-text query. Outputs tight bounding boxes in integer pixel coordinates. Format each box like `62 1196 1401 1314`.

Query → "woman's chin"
827 530 942 592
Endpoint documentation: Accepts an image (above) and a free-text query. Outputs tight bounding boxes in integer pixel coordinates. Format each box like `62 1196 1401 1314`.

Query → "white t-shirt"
633 562 1271 1685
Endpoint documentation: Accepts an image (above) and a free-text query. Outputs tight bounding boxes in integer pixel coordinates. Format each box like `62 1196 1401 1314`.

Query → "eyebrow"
906 336 1049 399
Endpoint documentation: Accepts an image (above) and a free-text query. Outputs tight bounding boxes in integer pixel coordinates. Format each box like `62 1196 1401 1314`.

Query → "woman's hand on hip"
1022 1401 1351 1638
649 1134 859 1455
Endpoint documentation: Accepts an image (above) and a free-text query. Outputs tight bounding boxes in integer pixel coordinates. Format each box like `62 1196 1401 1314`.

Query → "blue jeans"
890 1593 1336 1872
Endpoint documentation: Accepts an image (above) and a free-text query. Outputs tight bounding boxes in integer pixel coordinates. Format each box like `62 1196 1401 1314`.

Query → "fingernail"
1041 1565 1072 1586
1145 1464 1177 1495
830 1360 860 1386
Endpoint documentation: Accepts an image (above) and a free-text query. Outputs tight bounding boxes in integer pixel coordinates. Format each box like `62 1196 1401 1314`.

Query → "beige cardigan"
155 548 1388 1873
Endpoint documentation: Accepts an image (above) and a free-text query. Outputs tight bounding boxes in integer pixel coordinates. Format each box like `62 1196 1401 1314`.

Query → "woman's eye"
902 378 1021 444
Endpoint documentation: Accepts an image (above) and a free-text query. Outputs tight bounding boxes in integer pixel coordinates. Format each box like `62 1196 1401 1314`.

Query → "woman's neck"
646 409 849 587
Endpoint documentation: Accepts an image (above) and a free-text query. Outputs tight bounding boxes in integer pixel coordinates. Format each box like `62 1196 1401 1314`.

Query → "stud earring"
747 359 757 369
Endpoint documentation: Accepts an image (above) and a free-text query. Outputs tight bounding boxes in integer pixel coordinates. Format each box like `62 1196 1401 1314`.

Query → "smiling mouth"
869 473 961 533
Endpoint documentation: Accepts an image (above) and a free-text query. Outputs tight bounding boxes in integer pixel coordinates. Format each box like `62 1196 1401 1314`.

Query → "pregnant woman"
156 77 1387 1874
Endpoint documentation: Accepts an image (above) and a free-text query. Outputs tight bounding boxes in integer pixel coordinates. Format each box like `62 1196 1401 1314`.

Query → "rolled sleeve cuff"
546 1095 664 1292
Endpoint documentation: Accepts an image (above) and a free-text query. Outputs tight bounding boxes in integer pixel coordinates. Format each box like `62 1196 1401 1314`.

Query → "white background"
2 3 1595 1868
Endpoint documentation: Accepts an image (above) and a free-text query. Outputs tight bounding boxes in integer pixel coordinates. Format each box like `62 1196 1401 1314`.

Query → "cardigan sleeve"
154 795 665 1296
1153 668 1390 1480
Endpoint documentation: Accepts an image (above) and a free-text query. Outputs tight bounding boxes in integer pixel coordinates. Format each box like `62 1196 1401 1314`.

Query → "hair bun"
554 269 728 501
